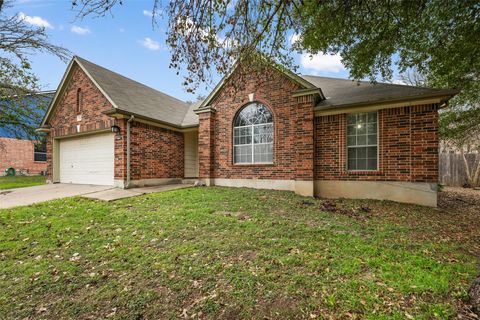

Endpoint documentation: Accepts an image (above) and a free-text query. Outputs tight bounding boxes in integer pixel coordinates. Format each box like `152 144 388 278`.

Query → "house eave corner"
194 106 216 114
36 124 52 133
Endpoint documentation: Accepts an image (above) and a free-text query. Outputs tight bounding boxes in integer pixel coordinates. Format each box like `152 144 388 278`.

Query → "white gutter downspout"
126 115 134 189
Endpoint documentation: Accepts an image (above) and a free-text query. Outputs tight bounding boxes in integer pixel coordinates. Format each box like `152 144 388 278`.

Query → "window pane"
358 114 367 124
234 102 273 126
348 148 357 159
367 134 377 145
347 158 356 170
233 127 251 146
34 143 46 153
357 135 366 145
347 114 356 125
34 152 47 162
254 143 273 163
367 158 377 170
357 159 367 170
234 145 252 163
347 125 356 136
254 123 273 134
347 136 356 146
357 147 367 159
357 124 366 135
346 112 378 170
367 146 377 159
234 102 274 164
253 124 273 143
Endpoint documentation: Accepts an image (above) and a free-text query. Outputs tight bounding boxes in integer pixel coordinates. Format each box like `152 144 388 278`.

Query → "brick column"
196 108 216 186
113 118 127 188
294 94 316 196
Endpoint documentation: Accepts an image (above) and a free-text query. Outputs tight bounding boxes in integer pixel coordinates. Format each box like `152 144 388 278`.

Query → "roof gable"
43 57 196 128
197 61 321 111
302 75 459 110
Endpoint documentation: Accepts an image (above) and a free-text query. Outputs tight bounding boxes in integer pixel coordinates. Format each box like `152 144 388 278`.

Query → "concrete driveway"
0 184 112 209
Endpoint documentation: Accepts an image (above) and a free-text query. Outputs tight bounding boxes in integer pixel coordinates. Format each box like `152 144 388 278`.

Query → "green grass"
0 187 477 319
0 175 46 190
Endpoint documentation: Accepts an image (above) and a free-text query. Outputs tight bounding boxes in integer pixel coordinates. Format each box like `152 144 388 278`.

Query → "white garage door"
59 132 115 185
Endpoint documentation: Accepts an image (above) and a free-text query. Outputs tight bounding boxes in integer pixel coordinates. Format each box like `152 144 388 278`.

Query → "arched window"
76 88 83 113
233 102 273 164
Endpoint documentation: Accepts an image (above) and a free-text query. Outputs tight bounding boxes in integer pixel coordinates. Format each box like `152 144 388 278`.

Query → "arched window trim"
76 88 83 114
233 102 274 164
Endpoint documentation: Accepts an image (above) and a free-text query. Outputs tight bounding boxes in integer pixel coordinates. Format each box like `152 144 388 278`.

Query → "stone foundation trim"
314 180 437 207
208 178 314 196
123 178 182 188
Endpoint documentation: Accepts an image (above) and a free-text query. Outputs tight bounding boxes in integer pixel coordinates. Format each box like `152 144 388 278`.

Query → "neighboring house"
0 91 54 175
38 56 458 206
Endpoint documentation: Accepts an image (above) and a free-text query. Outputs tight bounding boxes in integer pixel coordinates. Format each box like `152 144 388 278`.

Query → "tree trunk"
472 157 480 187
470 270 480 316
461 151 480 187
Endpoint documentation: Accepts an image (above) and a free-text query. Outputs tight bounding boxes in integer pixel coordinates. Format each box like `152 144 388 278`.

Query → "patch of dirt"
356 187 480 256
321 200 372 221
214 211 252 221
253 296 300 319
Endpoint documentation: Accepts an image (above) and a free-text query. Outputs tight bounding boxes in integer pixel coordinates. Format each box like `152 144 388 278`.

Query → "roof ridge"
301 74 443 91
74 56 189 106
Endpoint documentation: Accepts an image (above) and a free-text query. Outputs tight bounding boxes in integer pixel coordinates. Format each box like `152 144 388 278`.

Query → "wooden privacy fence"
439 152 480 187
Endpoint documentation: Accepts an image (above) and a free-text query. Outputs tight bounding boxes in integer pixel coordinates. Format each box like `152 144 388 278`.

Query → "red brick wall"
314 104 439 183
0 137 47 175
45 63 186 184
199 67 316 181
45 65 122 181
48 65 116 137
130 121 184 180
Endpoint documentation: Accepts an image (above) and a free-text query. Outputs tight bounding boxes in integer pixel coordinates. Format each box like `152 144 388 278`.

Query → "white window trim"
346 111 379 171
233 122 274 165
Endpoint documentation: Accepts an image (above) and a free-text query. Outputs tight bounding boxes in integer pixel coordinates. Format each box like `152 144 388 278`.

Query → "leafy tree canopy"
0 0 69 139
75 0 479 104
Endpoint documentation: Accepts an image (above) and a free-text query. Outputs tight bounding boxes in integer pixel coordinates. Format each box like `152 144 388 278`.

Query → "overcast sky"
8 0 360 101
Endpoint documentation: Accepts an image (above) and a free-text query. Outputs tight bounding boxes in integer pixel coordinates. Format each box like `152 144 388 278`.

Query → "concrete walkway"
0 183 193 209
82 184 191 201
0 184 112 209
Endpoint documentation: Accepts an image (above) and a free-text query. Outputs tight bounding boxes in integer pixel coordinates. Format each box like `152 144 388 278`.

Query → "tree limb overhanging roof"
42 57 459 130
302 75 459 110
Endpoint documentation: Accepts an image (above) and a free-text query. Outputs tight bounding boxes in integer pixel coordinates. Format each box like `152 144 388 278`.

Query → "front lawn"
0 175 46 190
0 187 478 319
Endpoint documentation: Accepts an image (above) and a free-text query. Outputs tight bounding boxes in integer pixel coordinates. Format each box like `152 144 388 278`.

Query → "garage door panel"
59 133 114 186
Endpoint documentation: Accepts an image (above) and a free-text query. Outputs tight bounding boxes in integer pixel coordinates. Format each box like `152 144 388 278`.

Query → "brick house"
0 137 47 175
1 91 54 176
39 56 458 206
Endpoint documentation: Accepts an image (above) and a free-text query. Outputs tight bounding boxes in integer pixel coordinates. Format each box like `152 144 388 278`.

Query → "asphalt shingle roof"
76 57 197 127
66 58 456 129
301 75 458 110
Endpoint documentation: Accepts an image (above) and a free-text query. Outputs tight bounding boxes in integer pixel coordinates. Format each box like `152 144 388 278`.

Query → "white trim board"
314 180 437 207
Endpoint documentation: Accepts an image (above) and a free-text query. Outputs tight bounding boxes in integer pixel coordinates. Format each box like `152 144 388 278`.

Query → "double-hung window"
347 112 378 170
34 142 47 162
233 102 273 164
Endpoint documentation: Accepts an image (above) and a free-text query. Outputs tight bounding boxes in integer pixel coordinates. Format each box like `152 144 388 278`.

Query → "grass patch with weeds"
0 187 477 319
0 175 46 190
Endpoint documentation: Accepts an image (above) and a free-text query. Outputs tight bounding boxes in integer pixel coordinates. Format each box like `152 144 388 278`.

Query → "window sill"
34 161 47 163
343 170 382 175
232 163 275 167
